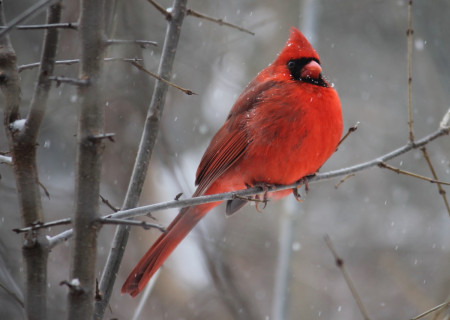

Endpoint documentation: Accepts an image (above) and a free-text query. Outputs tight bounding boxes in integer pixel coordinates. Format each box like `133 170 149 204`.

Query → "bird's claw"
253 182 272 213
292 175 313 201
292 187 303 202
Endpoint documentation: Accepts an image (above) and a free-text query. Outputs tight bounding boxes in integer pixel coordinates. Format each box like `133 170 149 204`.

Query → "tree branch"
0 280 25 309
67 0 105 319
0 22 78 30
378 162 450 186
406 0 414 142
410 299 450 320
0 2 56 319
105 39 157 48
186 8 255 35
24 1 62 146
130 60 196 95
325 235 371 320
146 0 172 20
93 0 188 318
97 218 166 232
0 0 59 39
420 147 450 216
19 57 142 72
48 76 90 86
0 154 12 164
13 218 71 233
48 124 450 248
336 122 359 149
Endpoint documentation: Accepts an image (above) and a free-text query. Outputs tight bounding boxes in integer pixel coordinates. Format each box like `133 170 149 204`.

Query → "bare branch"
406 0 414 142
97 218 166 232
130 61 197 95
0 0 59 39
105 39 157 48
48 76 90 87
378 162 450 186
94 0 188 317
37 181 50 199
0 2 53 319
336 122 359 149
410 299 450 320
13 218 71 233
0 154 12 164
334 174 356 189
25 0 62 148
88 132 115 142
324 235 371 320
0 280 25 309
19 57 142 72
68 0 105 318
420 147 450 215
0 22 78 30
46 124 450 250
440 108 450 129
186 8 255 35
99 194 119 212
272 209 294 320
48 229 72 248
146 0 172 20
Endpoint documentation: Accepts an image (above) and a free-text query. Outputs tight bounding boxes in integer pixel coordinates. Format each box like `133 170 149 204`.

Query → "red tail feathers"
121 202 217 297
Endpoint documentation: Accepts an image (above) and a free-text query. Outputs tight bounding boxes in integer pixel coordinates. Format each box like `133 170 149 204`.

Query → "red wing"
194 80 279 196
194 126 249 196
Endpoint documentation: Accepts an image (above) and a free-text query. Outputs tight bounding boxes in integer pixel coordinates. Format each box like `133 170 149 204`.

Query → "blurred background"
1 0 449 319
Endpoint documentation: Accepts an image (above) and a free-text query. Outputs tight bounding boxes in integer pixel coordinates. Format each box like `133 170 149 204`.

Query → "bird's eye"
287 59 302 80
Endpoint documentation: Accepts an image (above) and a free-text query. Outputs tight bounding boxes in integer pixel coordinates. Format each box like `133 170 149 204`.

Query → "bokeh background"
1 0 449 319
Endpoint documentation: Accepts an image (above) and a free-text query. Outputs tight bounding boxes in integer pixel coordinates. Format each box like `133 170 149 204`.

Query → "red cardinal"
122 27 343 296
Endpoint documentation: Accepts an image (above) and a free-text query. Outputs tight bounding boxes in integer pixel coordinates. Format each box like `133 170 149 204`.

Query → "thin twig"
19 57 142 72
98 218 166 232
324 235 371 320
420 147 450 216
0 281 25 309
48 229 72 248
378 162 450 186
334 174 356 189
440 108 450 129
0 154 12 164
410 300 450 320
13 218 71 233
88 133 115 142
336 122 359 149
407 0 414 142
105 39 157 48
48 76 90 87
38 180 50 199
0 0 58 39
47 124 450 245
130 61 197 95
186 8 255 35
99 195 119 212
146 0 172 20
0 22 78 30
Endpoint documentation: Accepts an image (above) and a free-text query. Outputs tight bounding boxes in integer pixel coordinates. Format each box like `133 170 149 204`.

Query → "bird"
122 27 343 297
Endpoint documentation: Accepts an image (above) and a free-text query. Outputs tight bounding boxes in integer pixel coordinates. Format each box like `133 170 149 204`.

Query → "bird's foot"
252 182 275 213
292 175 313 202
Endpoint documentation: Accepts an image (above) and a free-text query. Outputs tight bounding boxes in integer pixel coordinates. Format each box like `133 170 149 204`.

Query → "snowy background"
1 0 449 319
